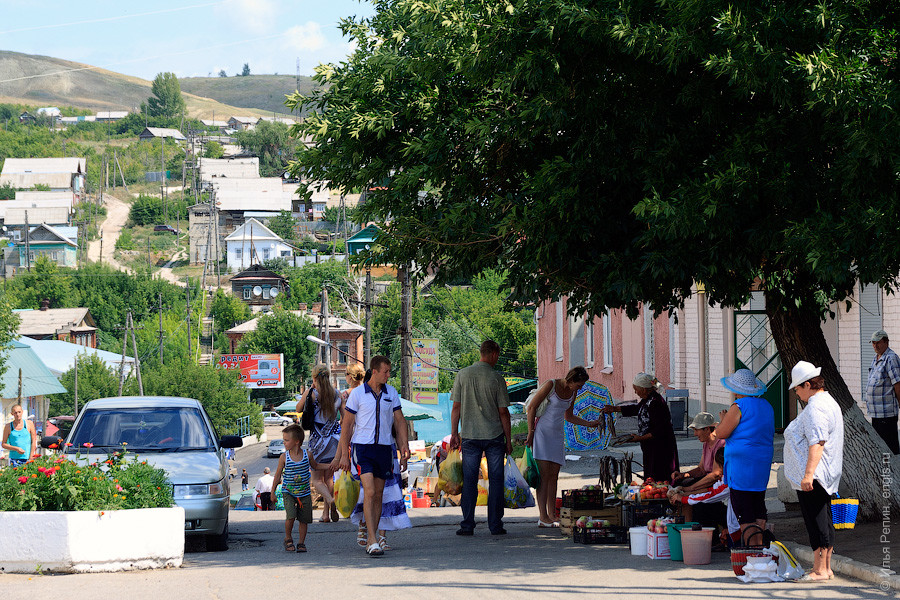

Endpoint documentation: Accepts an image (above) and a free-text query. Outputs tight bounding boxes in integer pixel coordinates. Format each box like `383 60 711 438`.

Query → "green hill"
0 50 273 119
178 75 317 117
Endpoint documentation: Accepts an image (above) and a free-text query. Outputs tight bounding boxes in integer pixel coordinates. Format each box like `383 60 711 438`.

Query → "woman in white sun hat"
783 360 844 582
714 368 774 546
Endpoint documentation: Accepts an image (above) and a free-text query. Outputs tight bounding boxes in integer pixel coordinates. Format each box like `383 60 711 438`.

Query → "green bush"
116 229 136 250
129 194 189 226
0 450 173 511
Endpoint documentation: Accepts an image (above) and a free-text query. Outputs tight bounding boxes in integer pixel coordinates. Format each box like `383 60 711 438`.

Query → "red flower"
31 453 41 458
17 476 27 484
37 467 47 474
48 443 58 449
83 443 94 448
116 485 123 491
65 442 73 447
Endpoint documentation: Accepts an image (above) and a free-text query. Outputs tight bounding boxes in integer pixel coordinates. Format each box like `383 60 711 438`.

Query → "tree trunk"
766 290 899 520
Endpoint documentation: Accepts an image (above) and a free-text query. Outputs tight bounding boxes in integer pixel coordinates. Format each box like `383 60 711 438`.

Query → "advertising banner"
411 338 439 404
216 354 285 388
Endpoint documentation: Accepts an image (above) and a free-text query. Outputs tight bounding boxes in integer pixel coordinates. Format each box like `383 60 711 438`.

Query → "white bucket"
629 526 649 556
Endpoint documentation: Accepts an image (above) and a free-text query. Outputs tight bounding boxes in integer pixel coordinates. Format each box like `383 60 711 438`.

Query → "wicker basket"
832 494 859 530
730 525 777 576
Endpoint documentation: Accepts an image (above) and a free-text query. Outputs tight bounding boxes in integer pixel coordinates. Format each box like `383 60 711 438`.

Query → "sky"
0 0 376 80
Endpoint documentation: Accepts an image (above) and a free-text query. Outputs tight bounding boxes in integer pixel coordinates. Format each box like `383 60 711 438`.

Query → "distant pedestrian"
865 330 900 454
255 467 275 510
2 404 37 467
241 469 249 491
272 424 320 552
449 340 512 537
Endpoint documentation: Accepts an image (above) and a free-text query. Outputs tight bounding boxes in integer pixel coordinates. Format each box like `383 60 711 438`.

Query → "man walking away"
450 340 512 536
256 467 275 510
866 330 900 454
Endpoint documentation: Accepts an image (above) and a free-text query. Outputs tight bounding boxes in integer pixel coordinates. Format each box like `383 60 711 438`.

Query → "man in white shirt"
255 467 275 510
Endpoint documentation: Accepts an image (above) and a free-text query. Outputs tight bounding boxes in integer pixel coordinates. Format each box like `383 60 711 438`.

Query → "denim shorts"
352 443 394 480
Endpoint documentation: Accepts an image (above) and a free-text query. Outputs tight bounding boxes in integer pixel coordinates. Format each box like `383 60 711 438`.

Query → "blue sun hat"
721 368 767 396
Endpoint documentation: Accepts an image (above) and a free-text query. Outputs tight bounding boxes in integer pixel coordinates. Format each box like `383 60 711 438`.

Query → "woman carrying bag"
526 367 598 527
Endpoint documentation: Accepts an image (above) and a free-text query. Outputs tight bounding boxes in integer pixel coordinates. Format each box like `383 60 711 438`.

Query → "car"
266 439 285 458
41 396 242 552
262 411 292 426
153 224 178 235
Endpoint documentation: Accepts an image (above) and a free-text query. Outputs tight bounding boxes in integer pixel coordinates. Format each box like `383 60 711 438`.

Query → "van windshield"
68 407 216 452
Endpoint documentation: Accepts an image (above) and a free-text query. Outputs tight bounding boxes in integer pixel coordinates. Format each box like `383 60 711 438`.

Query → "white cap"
788 360 822 390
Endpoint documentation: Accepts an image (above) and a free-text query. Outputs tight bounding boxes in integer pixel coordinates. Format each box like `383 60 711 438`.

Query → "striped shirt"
282 448 311 497
866 348 900 418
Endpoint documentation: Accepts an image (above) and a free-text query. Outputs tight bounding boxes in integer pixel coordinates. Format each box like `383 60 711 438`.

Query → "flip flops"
538 520 559 528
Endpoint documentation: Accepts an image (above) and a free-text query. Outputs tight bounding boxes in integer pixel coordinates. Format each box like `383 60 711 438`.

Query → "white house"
0 157 87 195
224 218 294 271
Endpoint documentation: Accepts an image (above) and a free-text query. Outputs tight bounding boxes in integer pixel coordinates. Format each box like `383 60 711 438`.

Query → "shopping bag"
522 446 541 489
504 456 536 509
334 470 360 518
476 479 489 506
439 449 464 495
769 541 805 580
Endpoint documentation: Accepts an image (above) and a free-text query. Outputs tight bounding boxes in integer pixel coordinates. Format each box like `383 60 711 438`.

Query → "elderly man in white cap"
866 330 900 454
671 412 726 494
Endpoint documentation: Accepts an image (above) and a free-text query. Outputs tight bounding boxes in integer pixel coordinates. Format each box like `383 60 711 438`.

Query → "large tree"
236 308 317 390
235 120 298 177
146 72 186 119
289 0 900 518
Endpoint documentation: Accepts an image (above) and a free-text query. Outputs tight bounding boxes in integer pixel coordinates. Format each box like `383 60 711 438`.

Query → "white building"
224 218 294 271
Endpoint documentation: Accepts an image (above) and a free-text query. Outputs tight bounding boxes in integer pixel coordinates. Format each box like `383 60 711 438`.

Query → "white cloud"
283 22 326 53
218 0 278 35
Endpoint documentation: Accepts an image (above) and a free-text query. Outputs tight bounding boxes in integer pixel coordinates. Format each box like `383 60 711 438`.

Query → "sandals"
296 543 307 553
357 524 368 547
378 533 392 551
366 542 384 557
538 520 559 528
330 502 340 523
283 538 295 552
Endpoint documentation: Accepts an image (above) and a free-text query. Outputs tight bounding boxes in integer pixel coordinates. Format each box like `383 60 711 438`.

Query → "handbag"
524 381 553 418
300 389 315 431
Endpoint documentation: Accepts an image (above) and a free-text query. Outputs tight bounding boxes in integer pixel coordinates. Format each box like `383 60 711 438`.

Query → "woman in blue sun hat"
714 368 775 545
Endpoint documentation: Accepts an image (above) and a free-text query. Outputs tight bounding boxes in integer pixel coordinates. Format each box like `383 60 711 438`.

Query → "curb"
781 540 900 591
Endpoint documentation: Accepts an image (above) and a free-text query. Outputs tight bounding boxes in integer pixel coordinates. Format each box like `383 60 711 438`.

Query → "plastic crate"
573 525 629 545
622 500 670 528
562 488 605 510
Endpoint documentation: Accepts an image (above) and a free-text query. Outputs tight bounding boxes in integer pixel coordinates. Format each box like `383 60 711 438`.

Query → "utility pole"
117 311 144 396
74 360 78 416
399 265 412 402
24 210 30 272
158 293 165 364
364 268 372 366
129 312 144 396
322 286 330 366
186 283 192 360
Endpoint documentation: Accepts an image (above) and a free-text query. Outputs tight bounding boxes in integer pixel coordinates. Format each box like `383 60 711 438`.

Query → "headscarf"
633 372 655 388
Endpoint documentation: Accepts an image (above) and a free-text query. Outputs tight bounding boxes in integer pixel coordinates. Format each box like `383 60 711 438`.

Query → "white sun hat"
788 360 822 390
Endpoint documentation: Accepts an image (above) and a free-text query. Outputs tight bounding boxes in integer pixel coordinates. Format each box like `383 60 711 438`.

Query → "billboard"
411 338 438 404
216 354 285 388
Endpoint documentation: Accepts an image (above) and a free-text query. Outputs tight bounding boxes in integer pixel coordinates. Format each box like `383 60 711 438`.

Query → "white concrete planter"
0 506 184 573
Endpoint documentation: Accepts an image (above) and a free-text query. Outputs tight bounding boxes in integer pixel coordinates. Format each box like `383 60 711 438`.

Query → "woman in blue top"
3 404 37 467
715 368 774 545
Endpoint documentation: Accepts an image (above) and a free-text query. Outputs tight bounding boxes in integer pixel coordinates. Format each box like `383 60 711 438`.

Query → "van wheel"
205 517 229 551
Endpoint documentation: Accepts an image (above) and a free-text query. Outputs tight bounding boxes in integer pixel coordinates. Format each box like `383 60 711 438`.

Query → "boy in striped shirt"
273 424 321 552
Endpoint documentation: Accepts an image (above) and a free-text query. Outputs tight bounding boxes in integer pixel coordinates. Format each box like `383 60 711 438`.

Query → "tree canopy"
146 72 186 119
236 308 317 391
235 120 298 177
289 0 900 517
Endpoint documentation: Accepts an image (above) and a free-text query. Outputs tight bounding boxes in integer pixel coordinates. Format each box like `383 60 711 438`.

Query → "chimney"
311 302 322 314
40 299 50 311
298 303 308 312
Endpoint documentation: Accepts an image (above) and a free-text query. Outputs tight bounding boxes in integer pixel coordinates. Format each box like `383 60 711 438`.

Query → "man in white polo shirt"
337 355 410 556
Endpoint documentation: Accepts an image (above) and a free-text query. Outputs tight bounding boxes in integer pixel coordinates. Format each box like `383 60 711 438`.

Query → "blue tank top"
282 448 311 497
7 421 31 460
724 396 775 491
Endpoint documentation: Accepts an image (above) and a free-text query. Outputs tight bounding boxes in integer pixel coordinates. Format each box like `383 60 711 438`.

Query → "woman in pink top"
671 412 725 493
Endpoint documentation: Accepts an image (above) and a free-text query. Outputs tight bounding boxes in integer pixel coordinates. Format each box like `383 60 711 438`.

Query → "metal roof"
15 307 95 337
16 337 135 377
199 157 260 181
226 311 364 335
210 178 294 212
224 218 281 242
139 127 187 141
0 157 86 175
0 340 68 398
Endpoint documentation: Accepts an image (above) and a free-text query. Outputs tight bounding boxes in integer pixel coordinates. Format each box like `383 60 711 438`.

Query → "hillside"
0 50 272 119
179 75 317 117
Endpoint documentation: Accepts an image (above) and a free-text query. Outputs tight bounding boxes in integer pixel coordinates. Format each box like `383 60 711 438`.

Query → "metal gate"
734 310 788 428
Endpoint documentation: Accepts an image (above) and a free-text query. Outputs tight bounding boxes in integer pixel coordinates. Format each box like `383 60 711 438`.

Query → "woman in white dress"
526 366 599 527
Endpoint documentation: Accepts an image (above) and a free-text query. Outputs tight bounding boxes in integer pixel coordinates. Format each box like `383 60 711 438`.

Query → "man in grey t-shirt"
450 340 511 536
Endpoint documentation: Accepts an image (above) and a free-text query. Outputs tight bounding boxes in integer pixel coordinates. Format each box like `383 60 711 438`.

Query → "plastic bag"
520 446 541 489
439 449 464 495
769 541 805 580
476 479 489 506
736 560 783 583
334 470 360 518
504 456 536 509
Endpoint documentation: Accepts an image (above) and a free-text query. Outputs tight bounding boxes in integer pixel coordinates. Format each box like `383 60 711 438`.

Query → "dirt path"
88 193 129 271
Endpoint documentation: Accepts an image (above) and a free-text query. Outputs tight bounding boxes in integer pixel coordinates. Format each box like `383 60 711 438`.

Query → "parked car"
41 396 242 551
266 439 285 458
153 224 178 235
262 411 292 427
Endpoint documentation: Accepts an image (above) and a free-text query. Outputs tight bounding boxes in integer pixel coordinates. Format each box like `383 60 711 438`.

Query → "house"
347 224 381 256
95 111 128 121
16 303 99 348
16 223 78 269
18 111 36 124
227 116 257 131
1 194 74 241
187 202 225 265
0 157 87 195
225 306 365 388
229 264 289 310
1 340 67 463
257 116 296 126
200 119 229 132
58 115 97 125
138 127 187 142
224 219 294 271
199 157 260 181
16 337 136 378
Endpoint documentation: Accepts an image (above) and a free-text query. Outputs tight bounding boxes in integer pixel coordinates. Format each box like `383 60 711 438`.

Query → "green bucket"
666 522 699 561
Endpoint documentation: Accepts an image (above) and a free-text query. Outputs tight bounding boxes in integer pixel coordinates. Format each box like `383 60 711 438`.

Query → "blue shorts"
9 458 27 467
352 443 394 480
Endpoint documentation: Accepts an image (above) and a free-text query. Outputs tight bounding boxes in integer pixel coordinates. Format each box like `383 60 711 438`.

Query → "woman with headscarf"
604 373 679 482
715 368 775 545
784 361 843 582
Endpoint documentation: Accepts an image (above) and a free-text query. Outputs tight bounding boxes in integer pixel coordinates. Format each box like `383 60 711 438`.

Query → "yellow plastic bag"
334 470 360 518
476 479 489 506
439 449 464 495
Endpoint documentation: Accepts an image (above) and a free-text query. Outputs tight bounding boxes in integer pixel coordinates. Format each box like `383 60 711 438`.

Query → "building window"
243 287 251 300
603 311 613 369
337 340 350 365
263 286 270 299
569 314 585 369
263 248 270 260
555 301 564 362
644 308 655 374
281 250 291 257
585 317 595 368
235 248 242 259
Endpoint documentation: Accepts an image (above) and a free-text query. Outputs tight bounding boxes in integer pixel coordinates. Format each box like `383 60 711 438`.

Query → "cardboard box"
647 531 670 559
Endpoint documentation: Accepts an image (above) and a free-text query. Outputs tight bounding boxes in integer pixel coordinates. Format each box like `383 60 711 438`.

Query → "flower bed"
0 448 183 573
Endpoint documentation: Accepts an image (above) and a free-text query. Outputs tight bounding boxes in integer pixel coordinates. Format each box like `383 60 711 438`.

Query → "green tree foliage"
0 296 21 382
129 194 189 226
209 288 251 334
146 72 186 119
203 140 224 159
277 261 354 311
115 229 136 250
267 210 297 242
11 256 76 309
0 182 15 200
289 0 899 517
235 120 297 176
218 69 228 78
321 205 356 224
242 63 251 76
52 354 130 416
236 308 316 390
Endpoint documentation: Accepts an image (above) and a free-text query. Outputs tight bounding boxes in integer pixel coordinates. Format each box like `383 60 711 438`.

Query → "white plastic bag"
737 560 783 583
503 456 536 509
769 541 805 580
